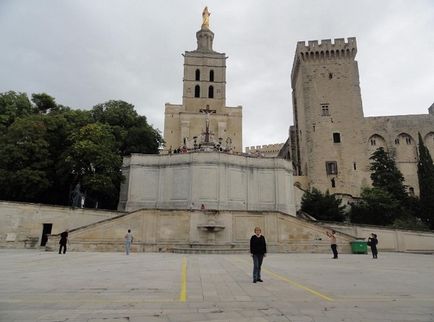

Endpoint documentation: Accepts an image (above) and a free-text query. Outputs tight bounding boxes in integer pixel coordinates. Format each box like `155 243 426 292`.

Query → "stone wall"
45 209 354 254
118 152 296 215
0 201 122 249
318 222 434 253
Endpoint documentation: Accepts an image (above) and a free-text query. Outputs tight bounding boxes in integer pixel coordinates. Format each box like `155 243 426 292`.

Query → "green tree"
369 147 408 201
0 116 51 201
0 91 162 209
417 132 434 229
31 93 58 114
0 91 33 132
41 109 93 205
350 187 400 226
91 100 163 155
301 188 346 222
64 123 123 209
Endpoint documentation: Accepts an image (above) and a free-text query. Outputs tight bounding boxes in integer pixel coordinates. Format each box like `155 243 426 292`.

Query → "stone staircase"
171 243 249 254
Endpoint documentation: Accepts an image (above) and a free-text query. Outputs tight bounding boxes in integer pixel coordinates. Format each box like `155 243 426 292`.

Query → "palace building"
282 37 434 198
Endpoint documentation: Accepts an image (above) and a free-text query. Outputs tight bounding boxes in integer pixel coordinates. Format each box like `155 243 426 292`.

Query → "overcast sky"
1 1 433 149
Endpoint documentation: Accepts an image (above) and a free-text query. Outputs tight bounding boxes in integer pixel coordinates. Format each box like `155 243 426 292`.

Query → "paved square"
0 250 433 321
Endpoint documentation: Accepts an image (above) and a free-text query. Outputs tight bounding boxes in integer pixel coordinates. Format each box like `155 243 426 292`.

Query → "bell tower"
164 7 242 153
181 7 227 113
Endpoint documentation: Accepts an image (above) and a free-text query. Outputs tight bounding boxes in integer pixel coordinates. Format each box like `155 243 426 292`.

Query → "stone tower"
291 38 370 196
163 8 242 153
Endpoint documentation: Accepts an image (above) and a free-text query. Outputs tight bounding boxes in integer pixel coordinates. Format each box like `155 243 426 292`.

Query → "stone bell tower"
163 7 242 153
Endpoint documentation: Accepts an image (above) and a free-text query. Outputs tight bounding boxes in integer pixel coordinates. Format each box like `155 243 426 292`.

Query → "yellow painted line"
179 256 187 302
233 257 334 302
262 267 334 302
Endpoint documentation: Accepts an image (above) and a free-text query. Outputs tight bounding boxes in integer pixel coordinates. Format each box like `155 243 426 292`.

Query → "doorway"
40 223 52 246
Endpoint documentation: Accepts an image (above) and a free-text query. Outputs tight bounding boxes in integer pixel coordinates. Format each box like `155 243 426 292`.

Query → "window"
209 70 214 82
194 85 200 97
321 104 330 116
333 132 341 143
331 178 336 188
325 161 338 175
329 73 333 79
208 86 214 98
353 162 357 170
406 137 412 144
195 69 200 81
395 138 400 145
370 139 376 146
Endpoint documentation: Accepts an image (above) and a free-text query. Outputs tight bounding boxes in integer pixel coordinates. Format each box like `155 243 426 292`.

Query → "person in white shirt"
124 229 134 255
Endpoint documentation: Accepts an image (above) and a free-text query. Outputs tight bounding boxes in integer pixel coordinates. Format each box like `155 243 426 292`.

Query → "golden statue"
202 6 210 29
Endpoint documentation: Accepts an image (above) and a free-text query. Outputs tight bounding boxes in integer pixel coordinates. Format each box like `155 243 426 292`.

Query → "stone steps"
171 244 249 254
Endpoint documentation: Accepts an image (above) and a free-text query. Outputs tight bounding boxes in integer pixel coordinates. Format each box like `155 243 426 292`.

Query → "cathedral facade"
287 37 434 197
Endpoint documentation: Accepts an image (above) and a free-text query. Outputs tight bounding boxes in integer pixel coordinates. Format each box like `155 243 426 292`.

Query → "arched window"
209 70 214 82
208 86 214 98
195 69 200 81
194 85 200 98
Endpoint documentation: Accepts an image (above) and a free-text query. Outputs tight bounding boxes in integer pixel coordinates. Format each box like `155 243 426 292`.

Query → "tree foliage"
0 115 51 201
369 147 407 201
301 188 346 222
350 187 400 226
350 147 430 229
417 132 434 229
0 91 162 209
0 91 33 132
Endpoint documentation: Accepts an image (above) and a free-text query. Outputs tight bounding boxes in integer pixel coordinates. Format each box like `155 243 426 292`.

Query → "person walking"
368 233 378 259
124 229 134 255
58 229 69 254
250 227 267 283
326 230 338 259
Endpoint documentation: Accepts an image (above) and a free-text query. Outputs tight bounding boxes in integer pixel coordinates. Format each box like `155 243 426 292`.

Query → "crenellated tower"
164 7 242 153
290 37 370 196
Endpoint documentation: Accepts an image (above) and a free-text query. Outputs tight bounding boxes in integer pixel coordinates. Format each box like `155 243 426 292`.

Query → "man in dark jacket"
59 230 69 254
250 227 267 283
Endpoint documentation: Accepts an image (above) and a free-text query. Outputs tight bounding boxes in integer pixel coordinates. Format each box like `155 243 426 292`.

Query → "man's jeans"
252 254 264 281
125 240 131 255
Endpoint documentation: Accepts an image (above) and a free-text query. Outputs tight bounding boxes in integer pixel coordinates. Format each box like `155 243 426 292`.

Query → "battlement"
295 37 357 64
297 37 356 53
291 37 358 87
245 143 284 157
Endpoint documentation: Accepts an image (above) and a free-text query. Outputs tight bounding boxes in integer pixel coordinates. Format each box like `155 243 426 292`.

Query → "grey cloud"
0 0 433 148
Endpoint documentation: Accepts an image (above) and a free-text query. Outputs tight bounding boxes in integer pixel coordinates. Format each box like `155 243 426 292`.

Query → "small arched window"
195 69 200 81
209 70 214 82
194 85 200 98
208 86 214 98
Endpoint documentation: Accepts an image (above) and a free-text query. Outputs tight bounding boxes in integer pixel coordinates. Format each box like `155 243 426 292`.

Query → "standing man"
326 230 338 259
124 229 134 255
250 227 267 283
59 229 69 254
368 233 378 259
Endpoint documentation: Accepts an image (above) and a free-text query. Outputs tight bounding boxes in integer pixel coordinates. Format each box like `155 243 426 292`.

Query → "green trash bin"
350 240 368 254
